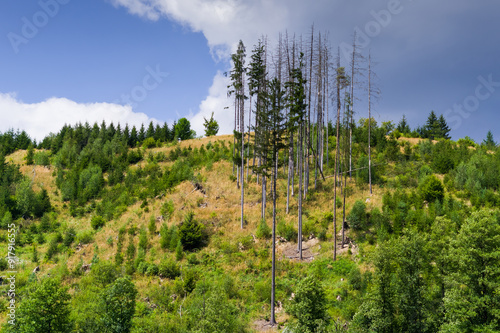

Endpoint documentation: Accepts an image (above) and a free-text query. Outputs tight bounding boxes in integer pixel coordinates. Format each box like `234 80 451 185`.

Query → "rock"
337 295 342 302
340 278 344 282
276 300 283 313
81 263 92 272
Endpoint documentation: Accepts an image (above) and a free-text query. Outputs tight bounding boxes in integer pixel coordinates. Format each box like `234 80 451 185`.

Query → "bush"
127 149 143 164
34 151 51 166
178 212 208 251
256 219 271 239
286 275 329 332
0 258 8 271
158 259 181 279
419 175 445 203
160 200 175 220
348 200 368 230
91 215 106 230
142 137 156 149
187 253 199 265
63 227 76 247
76 230 94 245
277 220 297 242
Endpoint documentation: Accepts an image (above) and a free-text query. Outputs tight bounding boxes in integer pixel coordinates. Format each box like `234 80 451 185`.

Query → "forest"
0 29 499 333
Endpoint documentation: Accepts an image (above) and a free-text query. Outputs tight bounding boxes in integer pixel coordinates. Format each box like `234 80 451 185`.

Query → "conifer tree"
483 130 496 149
424 111 440 139
254 77 287 326
26 143 34 165
286 53 307 260
138 124 146 143
438 114 451 139
146 121 155 139
229 40 247 229
397 114 411 134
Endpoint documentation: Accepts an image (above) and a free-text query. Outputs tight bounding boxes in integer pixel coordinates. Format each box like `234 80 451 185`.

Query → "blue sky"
0 0 499 143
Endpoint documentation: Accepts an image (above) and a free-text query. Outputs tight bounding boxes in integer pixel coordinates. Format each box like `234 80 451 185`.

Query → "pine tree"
146 121 155 139
483 130 496 149
203 112 219 137
123 124 130 146
438 114 451 139
397 114 411 134
248 39 268 215
286 53 307 260
424 111 440 139
129 126 138 147
254 77 287 326
161 122 171 142
138 124 146 142
229 40 247 229
26 143 34 165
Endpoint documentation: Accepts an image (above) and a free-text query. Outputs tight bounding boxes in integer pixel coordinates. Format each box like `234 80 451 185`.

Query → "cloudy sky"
0 0 499 142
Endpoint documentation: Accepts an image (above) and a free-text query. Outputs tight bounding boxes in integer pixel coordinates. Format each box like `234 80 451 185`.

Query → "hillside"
1 126 500 332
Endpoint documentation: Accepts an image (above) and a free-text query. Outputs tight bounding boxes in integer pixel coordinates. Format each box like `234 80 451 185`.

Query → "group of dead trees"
227 26 379 325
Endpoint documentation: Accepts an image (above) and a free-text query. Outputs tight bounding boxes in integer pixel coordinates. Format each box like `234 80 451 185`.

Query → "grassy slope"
2 134 391 331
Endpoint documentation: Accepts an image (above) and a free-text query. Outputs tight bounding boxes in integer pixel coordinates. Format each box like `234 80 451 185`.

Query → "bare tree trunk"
368 52 372 195
247 95 252 181
262 175 266 220
322 40 328 171
298 121 303 260
305 25 314 197
241 103 245 229
349 34 356 180
333 50 341 261
270 157 277 325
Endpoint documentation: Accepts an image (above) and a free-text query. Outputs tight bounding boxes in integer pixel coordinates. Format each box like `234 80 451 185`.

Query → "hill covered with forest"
0 112 499 332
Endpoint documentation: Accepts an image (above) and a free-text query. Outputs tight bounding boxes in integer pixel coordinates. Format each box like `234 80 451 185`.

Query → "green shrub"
142 137 156 149
286 275 329 332
63 227 76 247
187 253 199 265
148 216 156 235
90 215 106 230
277 220 297 242
76 230 94 244
127 149 143 164
175 240 184 261
160 200 175 220
419 175 445 203
348 200 367 230
146 264 159 276
348 266 363 290
158 259 181 279
138 227 149 252
256 219 271 239
0 258 8 271
34 151 51 166
178 212 208 251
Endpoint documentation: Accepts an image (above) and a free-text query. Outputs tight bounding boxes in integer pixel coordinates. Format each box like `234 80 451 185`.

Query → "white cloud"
188 71 233 137
0 92 157 141
110 0 322 136
110 0 296 56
